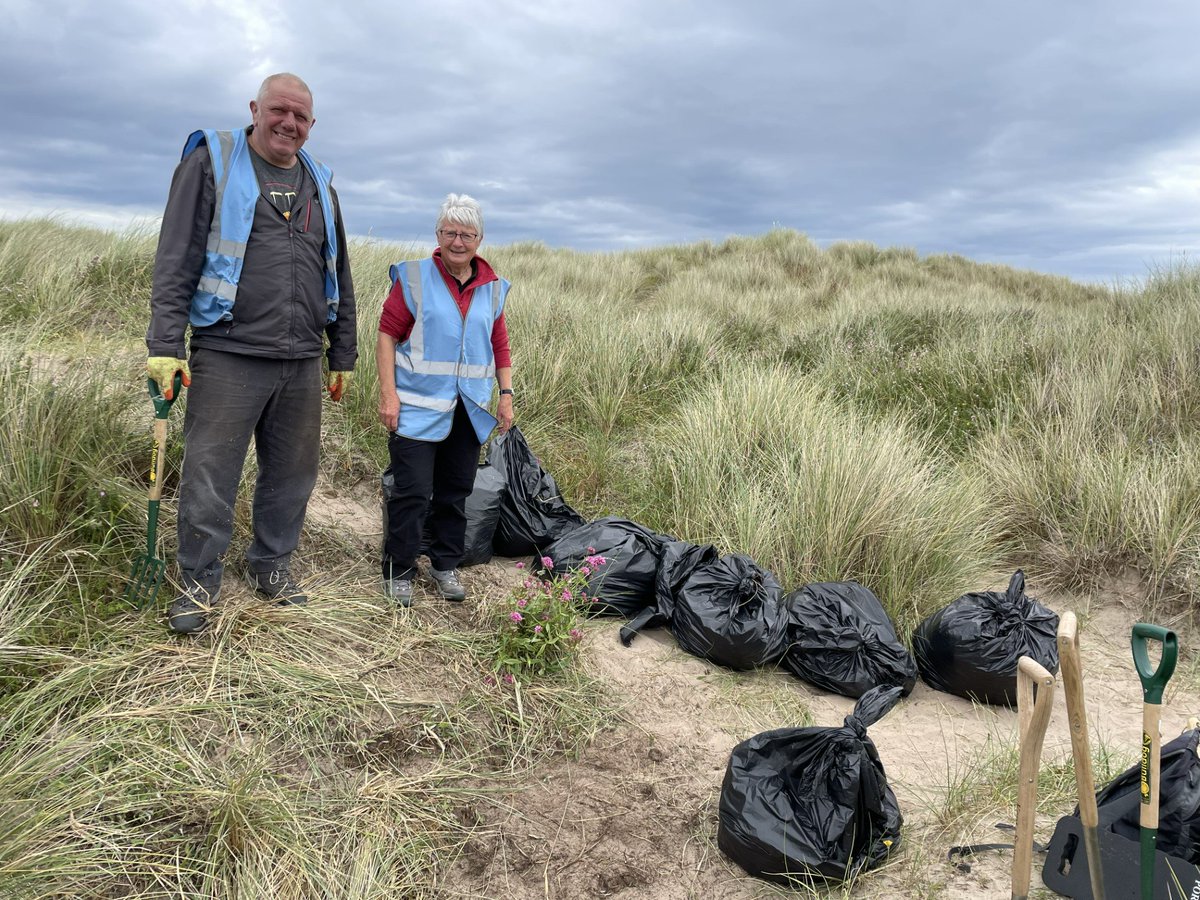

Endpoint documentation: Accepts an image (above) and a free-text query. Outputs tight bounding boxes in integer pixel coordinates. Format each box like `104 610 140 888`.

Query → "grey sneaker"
168 583 220 635
250 569 307 606
384 578 413 608
429 568 466 602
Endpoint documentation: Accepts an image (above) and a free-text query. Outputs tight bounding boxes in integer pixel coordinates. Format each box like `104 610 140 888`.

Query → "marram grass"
3 217 1200 896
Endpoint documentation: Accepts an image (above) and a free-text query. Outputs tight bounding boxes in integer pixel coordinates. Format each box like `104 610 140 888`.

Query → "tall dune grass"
3 217 1200 896
642 364 998 628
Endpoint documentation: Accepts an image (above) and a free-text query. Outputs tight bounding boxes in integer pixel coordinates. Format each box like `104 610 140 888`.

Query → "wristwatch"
499 388 514 396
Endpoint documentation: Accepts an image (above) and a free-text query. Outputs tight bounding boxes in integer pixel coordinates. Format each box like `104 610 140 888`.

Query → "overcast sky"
3 0 1199 282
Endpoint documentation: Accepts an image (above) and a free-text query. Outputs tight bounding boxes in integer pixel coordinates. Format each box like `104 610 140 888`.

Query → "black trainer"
168 583 219 634
250 569 308 606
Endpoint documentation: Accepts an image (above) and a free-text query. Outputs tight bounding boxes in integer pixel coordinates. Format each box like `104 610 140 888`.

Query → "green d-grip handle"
1132 623 1178 705
147 373 183 420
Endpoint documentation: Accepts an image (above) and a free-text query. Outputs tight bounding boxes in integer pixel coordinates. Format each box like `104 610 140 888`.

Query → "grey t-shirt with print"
249 147 308 220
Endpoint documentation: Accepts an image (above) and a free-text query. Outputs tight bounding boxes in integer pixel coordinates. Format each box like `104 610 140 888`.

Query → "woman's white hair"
437 193 483 236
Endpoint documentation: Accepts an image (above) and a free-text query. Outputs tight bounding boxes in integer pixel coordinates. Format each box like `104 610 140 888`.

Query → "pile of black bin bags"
408 428 1066 887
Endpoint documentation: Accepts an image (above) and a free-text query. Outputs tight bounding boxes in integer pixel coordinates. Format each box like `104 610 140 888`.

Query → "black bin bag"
1086 724 1200 863
717 685 904 886
782 581 918 698
911 570 1058 707
381 462 507 568
534 518 671 618
486 426 585 557
620 538 720 646
669 554 788 670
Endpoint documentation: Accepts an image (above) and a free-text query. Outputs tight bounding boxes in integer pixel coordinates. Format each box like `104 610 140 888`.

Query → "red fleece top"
378 249 511 368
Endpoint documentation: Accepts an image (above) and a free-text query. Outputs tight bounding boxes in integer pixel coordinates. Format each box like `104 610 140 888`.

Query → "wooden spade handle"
1058 612 1105 900
1012 656 1055 900
148 418 168 502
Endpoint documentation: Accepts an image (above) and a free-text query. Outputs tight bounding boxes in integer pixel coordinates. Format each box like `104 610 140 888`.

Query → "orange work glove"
146 357 191 400
326 370 353 402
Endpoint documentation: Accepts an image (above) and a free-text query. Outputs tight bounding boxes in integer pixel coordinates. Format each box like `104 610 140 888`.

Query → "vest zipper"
288 215 297 358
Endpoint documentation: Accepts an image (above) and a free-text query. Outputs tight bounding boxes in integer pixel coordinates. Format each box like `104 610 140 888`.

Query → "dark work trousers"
176 348 322 589
383 399 480 581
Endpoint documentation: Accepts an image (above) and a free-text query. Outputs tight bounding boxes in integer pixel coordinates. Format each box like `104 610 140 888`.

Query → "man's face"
248 79 314 167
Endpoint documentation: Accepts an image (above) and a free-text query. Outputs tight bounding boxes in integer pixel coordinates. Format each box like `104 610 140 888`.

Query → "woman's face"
436 221 481 270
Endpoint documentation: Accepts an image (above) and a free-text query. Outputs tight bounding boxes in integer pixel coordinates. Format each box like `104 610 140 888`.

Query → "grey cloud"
3 0 1200 281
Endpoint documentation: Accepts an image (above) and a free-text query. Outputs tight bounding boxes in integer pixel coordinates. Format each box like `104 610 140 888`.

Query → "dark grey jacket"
146 136 357 370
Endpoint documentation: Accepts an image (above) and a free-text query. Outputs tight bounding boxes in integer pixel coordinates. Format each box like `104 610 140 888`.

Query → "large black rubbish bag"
620 539 720 646
1085 725 1200 863
669 554 788 670
717 685 905 886
381 462 507 568
486 426 585 557
782 581 918 698
911 570 1058 707
534 518 672 618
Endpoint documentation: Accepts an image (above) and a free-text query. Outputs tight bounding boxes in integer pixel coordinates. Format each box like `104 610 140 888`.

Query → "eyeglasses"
438 229 478 243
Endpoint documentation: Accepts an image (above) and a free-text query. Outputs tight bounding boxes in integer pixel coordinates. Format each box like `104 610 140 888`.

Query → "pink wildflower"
580 566 591 577
570 628 583 641
509 611 523 623
515 561 525 570
483 674 497 687
541 556 554 568
534 625 543 634
517 598 528 608
561 589 573 601
503 673 515 685
587 546 596 553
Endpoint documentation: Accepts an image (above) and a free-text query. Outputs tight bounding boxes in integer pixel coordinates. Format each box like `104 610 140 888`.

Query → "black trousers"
382 400 480 581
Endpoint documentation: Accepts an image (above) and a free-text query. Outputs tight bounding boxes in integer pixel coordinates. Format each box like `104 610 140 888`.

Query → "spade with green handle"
125 374 181 607
1131 622 1179 900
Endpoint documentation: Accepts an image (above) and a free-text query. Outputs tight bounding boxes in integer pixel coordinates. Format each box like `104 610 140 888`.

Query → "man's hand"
146 357 191 400
326 370 353 402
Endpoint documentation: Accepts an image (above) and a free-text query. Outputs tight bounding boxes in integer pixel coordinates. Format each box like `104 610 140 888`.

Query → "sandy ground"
308 473 1200 900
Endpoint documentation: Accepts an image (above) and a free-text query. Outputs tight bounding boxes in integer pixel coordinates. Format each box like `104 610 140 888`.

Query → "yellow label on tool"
1140 730 1152 803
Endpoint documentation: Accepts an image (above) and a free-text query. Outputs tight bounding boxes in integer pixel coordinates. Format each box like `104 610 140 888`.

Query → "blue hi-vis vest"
181 128 341 327
389 258 509 443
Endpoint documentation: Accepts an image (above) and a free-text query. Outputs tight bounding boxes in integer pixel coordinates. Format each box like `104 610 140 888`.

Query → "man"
146 72 356 634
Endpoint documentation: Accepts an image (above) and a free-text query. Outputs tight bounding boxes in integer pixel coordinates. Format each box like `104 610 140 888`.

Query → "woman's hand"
379 393 399 432
497 393 514 433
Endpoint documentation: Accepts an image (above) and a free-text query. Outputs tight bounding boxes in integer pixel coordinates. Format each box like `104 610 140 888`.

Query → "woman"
376 194 514 606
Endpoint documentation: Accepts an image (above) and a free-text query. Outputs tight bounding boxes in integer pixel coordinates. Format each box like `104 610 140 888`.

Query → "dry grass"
3 218 1200 896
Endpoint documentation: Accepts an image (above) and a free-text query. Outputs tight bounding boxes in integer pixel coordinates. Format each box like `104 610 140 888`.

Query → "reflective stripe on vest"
182 128 341 327
389 258 508 442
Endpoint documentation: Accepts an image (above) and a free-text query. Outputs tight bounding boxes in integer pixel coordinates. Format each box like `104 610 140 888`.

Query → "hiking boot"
168 583 219 635
250 569 308 606
384 577 413 608
429 568 466 602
